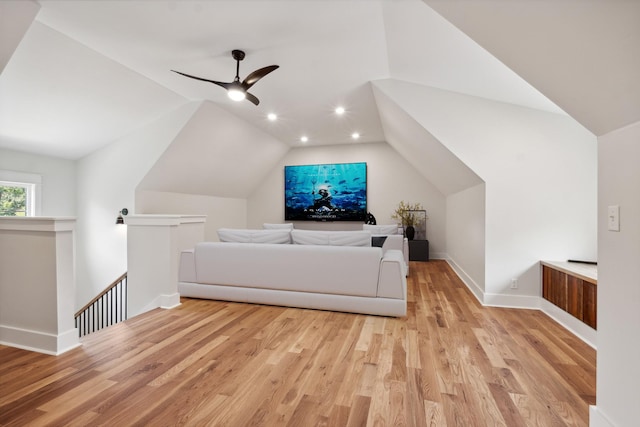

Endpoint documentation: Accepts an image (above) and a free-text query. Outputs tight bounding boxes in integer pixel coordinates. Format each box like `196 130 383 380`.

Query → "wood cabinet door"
567 275 584 321
543 267 568 310
583 282 597 329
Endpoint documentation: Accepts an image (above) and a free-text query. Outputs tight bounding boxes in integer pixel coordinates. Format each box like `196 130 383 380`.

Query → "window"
0 171 41 217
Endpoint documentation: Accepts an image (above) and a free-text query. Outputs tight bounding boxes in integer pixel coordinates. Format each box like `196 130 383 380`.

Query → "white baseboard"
134 292 182 317
159 292 181 309
483 292 540 309
445 257 484 304
540 299 597 349
0 324 81 355
444 255 596 349
589 406 616 427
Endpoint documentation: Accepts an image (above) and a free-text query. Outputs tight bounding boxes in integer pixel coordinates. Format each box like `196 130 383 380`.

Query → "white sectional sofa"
178 229 407 317
363 224 410 274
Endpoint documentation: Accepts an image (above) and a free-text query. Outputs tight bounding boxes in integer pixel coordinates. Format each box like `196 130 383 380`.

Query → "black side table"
408 240 429 261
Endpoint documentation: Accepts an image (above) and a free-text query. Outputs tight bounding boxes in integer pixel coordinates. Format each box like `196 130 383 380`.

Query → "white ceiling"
425 0 640 137
0 0 567 160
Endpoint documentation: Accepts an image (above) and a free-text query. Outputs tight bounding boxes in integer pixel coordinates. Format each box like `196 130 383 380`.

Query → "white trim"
483 293 540 309
445 257 484 304
0 217 76 232
589 406 617 427
540 299 597 349
429 251 448 260
136 293 182 315
159 292 182 309
125 214 207 227
445 255 597 349
0 325 80 356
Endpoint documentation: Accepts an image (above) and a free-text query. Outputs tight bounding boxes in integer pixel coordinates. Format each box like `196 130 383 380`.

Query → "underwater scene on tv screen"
284 162 367 221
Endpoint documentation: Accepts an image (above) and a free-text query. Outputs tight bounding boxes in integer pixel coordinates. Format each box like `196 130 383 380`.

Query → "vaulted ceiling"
1 0 603 162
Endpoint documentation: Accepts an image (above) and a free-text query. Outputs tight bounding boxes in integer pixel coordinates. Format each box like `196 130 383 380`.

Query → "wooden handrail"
75 272 127 318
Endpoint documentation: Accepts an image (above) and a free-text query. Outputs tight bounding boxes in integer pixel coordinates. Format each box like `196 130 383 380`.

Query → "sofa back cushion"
363 224 399 235
291 229 372 247
217 228 291 244
263 223 294 230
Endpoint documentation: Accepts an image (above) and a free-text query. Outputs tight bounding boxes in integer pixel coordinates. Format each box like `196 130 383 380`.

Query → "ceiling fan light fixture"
173 49 278 106
227 87 246 102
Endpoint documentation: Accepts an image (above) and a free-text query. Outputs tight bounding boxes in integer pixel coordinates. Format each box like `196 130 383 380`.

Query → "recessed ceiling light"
351 132 360 140
300 136 308 143
335 106 345 115
267 113 277 121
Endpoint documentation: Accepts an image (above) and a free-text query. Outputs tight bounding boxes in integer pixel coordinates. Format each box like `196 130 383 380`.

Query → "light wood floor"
0 260 595 426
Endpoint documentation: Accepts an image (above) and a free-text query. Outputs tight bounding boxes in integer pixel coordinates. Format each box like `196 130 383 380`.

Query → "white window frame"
0 170 42 216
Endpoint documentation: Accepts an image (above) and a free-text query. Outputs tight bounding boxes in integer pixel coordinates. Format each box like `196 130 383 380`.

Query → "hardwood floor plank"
0 260 595 426
0 366 77 406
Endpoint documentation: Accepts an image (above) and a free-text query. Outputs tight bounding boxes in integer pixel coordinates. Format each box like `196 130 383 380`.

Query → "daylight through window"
0 170 41 217
0 182 34 216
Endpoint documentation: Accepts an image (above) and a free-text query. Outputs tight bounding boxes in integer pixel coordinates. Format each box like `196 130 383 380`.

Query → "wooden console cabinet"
541 261 597 329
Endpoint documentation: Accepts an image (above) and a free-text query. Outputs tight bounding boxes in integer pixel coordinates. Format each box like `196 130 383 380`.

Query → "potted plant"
391 201 424 240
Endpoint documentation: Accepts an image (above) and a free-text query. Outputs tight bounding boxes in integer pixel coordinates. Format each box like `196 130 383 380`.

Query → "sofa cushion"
263 223 294 230
217 228 291 244
291 229 372 247
192 242 383 297
363 224 399 235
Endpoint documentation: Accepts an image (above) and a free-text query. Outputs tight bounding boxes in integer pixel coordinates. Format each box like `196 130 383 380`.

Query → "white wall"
247 142 447 256
136 190 246 242
446 183 486 296
0 147 76 216
0 217 79 355
592 120 640 427
126 215 205 317
137 101 290 198
373 80 597 304
74 102 197 309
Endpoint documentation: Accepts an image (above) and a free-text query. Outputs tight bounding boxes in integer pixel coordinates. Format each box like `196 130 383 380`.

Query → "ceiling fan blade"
245 92 260 106
241 65 279 90
171 70 231 90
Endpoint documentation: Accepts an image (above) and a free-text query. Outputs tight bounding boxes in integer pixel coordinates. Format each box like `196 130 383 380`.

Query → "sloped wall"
373 79 597 304
137 101 290 198
0 0 39 72
135 100 290 242
75 101 199 309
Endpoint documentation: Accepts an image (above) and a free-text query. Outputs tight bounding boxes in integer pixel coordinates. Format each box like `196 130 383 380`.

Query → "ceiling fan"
171 49 278 106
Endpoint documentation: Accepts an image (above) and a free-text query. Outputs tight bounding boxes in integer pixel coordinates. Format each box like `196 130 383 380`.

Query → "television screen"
284 162 367 221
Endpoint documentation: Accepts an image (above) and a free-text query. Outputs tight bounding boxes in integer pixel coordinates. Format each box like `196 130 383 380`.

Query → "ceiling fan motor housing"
232 49 246 61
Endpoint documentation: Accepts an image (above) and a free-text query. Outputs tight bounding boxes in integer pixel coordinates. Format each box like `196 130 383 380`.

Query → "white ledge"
0 217 76 232
124 214 207 227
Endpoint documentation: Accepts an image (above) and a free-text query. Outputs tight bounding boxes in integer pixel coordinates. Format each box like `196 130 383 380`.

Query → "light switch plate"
608 205 620 231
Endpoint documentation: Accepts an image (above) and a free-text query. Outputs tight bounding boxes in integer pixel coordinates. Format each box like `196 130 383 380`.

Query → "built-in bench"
541 261 597 329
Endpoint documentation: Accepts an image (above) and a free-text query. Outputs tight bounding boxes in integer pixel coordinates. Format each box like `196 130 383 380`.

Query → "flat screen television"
284 162 367 221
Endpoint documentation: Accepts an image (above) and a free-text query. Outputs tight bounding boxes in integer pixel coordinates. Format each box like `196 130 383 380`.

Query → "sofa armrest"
380 235 409 276
179 249 196 282
377 250 407 299
403 237 409 275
